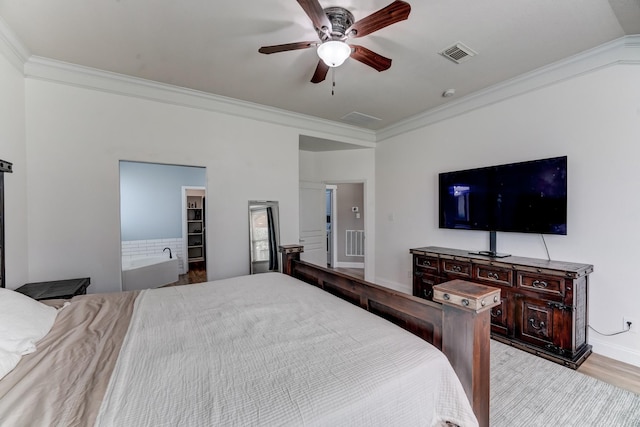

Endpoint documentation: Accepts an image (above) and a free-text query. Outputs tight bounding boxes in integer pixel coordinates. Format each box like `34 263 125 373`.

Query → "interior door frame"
326 185 338 268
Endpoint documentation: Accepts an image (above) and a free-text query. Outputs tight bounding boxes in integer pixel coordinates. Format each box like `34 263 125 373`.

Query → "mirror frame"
248 200 280 274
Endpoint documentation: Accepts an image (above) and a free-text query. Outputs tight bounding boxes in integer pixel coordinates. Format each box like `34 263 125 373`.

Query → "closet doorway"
183 186 207 283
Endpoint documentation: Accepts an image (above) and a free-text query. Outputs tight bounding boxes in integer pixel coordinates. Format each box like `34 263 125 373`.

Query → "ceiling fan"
258 0 411 84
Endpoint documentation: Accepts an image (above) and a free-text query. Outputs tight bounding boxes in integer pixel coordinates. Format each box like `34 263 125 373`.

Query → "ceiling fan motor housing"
317 7 355 41
258 0 411 83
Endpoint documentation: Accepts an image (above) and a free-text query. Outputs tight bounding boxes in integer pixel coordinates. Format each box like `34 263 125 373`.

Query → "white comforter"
96 273 478 427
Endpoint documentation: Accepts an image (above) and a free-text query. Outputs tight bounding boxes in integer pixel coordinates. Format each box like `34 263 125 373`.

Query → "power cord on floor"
588 321 632 337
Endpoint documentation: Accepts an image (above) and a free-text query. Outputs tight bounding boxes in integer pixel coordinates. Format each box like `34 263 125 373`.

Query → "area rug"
491 340 640 426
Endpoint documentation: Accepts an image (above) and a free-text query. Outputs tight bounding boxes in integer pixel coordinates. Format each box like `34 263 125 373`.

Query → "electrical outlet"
624 316 636 334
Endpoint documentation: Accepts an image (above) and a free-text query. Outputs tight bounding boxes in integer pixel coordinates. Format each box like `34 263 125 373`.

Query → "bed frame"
280 245 500 427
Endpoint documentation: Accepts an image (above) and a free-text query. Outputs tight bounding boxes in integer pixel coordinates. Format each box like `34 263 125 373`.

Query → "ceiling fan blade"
350 45 392 71
311 60 329 83
347 0 411 38
258 41 318 54
297 0 332 34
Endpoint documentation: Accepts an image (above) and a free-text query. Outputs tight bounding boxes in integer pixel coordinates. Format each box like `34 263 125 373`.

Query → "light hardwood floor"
579 352 640 395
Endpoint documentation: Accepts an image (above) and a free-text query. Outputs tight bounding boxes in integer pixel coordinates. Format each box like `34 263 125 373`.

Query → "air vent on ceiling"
439 42 477 64
341 111 382 127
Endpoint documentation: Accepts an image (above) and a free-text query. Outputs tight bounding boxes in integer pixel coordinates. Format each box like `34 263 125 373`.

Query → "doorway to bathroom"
119 161 208 290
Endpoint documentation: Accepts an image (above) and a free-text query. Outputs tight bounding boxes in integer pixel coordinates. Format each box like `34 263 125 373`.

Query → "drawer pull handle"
491 308 502 318
532 280 548 288
494 296 499 303
443 293 450 301
415 271 424 277
420 260 431 267
461 299 470 307
451 265 462 273
487 272 499 280
422 289 432 298
529 318 546 330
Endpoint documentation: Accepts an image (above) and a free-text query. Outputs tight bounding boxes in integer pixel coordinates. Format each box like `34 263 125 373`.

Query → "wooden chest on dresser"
410 246 594 369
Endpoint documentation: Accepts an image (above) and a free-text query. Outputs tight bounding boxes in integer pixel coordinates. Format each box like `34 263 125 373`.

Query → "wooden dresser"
410 246 593 368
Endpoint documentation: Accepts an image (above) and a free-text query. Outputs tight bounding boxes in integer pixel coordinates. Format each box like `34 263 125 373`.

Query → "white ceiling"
1 0 639 131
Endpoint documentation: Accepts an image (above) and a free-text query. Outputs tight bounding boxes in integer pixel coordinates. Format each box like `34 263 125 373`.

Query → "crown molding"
2 11 637 147
23 56 376 144
376 35 640 142
0 16 30 73
0 12 374 144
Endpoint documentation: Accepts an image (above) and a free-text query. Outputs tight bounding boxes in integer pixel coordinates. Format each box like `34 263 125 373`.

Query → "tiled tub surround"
122 238 186 274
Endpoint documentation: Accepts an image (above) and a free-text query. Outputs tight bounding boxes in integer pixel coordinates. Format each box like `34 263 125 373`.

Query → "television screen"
439 156 567 235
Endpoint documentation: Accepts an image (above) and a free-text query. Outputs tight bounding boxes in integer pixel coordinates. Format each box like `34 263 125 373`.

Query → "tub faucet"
163 247 172 259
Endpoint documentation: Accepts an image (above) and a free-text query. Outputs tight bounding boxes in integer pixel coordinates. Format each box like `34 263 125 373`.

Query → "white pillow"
0 348 21 380
0 288 58 355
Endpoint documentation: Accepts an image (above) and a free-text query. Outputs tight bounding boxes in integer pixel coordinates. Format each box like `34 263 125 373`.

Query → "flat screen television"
439 156 567 256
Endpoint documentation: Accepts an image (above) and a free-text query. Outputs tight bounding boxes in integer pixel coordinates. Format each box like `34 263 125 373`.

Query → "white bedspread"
96 273 477 427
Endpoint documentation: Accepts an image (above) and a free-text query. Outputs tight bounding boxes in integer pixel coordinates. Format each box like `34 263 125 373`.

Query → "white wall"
0 46 28 289
24 79 300 294
300 148 376 280
375 63 640 366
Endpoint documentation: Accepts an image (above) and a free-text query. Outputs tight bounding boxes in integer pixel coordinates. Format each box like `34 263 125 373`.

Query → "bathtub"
122 256 179 291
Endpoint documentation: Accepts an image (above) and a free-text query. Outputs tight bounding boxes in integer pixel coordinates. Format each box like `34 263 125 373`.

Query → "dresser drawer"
474 264 513 287
441 259 472 278
413 271 442 301
415 255 439 272
517 273 565 298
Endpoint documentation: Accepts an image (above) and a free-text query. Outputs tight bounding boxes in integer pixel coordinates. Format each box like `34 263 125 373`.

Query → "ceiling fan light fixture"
317 40 351 67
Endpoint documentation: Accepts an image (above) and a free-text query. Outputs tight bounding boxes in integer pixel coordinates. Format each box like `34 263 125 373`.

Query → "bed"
0 244 498 426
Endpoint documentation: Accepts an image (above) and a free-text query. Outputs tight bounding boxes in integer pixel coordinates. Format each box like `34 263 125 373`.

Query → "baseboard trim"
589 336 640 368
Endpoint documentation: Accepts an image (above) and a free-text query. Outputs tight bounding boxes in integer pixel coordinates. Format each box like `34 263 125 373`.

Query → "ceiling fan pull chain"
332 67 336 96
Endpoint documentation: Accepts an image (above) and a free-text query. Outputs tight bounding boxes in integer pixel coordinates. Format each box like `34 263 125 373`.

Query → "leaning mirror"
248 201 280 274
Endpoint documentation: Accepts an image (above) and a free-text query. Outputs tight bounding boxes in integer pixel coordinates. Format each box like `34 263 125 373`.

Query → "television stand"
410 246 593 369
471 231 511 258
470 250 511 258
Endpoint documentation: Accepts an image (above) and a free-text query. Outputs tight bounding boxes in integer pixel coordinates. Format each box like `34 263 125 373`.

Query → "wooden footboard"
280 245 499 427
